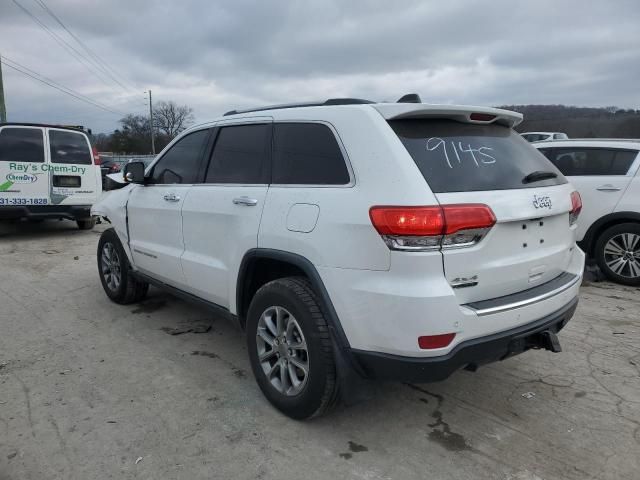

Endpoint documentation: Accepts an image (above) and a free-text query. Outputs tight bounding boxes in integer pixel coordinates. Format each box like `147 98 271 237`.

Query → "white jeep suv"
535 139 640 285
93 97 585 419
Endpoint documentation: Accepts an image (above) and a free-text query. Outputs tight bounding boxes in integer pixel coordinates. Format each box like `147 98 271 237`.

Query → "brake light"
570 191 582 226
92 146 101 165
369 204 496 251
469 113 496 122
418 333 456 349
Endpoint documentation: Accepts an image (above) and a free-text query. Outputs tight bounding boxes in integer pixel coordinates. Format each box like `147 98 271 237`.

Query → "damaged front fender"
92 185 135 263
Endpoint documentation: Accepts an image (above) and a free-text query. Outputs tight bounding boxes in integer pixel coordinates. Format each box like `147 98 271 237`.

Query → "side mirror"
123 161 146 184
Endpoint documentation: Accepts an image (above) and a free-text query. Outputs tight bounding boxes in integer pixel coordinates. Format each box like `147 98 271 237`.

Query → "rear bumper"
0 205 92 221
351 296 578 383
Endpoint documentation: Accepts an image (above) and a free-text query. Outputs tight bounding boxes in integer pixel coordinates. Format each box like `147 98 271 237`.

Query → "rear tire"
246 277 338 419
77 217 96 230
595 223 640 286
97 228 149 304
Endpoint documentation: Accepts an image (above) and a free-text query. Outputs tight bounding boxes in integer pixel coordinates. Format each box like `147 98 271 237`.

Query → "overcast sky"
0 0 638 133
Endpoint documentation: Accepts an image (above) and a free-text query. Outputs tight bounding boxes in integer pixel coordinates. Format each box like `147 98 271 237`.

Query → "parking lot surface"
0 220 639 480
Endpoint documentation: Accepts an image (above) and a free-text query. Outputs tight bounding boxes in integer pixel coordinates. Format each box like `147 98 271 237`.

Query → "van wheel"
97 228 149 304
77 218 96 230
246 277 338 419
595 223 640 286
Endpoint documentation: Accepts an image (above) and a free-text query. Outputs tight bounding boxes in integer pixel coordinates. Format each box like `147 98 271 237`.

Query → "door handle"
596 185 621 192
233 196 258 206
163 193 181 202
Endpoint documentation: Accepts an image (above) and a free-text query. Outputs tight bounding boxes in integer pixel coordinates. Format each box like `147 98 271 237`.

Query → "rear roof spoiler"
372 104 523 128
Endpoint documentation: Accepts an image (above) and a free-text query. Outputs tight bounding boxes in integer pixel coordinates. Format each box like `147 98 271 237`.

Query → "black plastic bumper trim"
0 205 92 220
351 297 578 383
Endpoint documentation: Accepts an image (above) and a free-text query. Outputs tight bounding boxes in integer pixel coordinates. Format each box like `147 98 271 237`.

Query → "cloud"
1 0 638 133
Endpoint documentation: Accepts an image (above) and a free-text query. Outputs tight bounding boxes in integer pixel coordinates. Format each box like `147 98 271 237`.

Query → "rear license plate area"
53 175 81 188
518 217 551 249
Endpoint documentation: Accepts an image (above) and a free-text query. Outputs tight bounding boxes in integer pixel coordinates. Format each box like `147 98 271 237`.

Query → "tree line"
504 104 640 138
93 100 195 154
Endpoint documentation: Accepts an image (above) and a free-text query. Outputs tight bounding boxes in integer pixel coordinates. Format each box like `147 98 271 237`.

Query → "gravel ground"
0 220 638 480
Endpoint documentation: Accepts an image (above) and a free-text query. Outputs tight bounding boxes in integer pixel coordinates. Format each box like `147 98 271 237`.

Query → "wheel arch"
580 211 640 257
236 249 351 351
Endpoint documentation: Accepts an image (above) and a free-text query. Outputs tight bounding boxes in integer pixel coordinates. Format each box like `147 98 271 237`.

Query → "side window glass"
49 130 91 164
272 123 350 185
545 148 637 176
205 124 270 184
0 128 44 163
149 129 210 184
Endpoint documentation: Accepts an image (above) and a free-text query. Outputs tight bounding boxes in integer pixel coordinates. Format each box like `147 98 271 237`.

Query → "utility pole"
147 89 155 154
0 53 7 123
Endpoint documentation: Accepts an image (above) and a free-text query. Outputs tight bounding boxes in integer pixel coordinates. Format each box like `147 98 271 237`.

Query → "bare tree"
153 101 195 138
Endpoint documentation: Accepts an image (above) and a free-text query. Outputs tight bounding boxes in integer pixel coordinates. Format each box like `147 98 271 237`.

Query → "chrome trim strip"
466 273 581 316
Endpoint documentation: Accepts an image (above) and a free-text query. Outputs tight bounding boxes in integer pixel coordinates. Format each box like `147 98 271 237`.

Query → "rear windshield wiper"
522 171 558 184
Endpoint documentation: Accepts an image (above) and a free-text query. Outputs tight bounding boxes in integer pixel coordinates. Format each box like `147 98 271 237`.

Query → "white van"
0 123 102 229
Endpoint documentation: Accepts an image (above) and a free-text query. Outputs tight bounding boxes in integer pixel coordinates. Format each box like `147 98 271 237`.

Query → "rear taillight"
570 191 582 226
92 146 101 165
369 204 496 251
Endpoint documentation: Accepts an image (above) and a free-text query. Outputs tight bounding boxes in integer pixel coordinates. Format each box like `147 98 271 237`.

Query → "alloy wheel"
603 233 640 279
101 242 122 291
256 306 309 396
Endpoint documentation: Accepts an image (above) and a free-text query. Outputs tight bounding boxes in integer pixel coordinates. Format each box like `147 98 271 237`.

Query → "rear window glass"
49 130 92 165
390 120 567 193
0 127 44 163
540 148 637 176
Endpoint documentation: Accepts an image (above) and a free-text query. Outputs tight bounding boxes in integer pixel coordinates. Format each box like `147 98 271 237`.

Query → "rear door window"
272 123 350 185
49 130 92 165
205 124 270 184
539 148 637 176
390 119 566 193
0 127 44 163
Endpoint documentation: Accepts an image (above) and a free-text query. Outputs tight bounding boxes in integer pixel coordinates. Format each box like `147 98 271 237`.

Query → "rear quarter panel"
259 107 441 271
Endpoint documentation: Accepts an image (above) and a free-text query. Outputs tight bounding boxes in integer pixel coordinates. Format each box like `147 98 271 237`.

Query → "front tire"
595 223 640 286
246 277 338 419
77 217 96 230
97 228 149 304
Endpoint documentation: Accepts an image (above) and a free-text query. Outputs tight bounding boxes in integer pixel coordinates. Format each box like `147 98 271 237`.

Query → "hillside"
500 105 640 138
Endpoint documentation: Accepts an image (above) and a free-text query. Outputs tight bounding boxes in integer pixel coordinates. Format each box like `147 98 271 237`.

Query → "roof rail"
0 122 91 134
223 98 374 116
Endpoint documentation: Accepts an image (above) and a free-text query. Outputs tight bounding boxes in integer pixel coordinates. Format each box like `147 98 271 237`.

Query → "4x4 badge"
532 195 552 209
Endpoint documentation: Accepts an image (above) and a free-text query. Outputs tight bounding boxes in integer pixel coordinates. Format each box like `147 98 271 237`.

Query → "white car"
0 123 102 229
522 132 569 142
93 98 585 418
535 139 640 285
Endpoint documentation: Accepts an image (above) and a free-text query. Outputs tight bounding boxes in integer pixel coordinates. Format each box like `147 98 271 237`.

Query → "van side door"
0 126 47 207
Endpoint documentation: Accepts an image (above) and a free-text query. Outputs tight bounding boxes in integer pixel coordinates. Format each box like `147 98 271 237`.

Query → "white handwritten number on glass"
426 137 496 169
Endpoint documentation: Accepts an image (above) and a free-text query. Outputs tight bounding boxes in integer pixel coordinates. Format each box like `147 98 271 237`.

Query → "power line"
11 0 129 94
32 0 136 92
1 57 126 116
